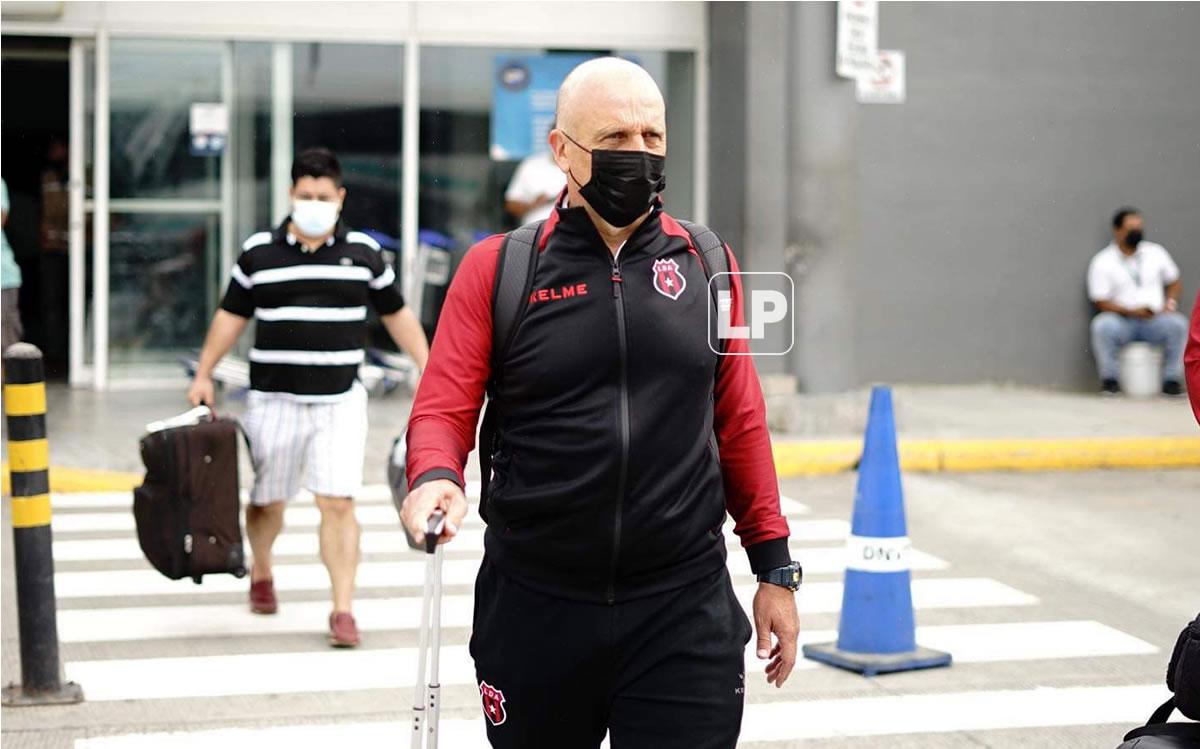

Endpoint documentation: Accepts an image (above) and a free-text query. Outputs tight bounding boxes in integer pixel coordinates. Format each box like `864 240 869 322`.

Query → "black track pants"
469 560 753 749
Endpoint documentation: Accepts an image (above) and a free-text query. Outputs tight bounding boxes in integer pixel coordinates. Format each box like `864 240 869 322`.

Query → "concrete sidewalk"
2 383 1198 490
766 384 1200 475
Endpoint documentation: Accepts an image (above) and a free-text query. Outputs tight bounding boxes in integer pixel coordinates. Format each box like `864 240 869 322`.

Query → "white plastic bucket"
1118 342 1163 398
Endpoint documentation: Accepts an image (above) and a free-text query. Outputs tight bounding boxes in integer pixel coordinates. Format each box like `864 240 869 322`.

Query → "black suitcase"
133 410 247 583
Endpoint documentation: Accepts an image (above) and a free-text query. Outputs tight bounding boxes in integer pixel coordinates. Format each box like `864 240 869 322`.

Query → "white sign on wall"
856 50 906 104
189 102 229 157
836 0 879 79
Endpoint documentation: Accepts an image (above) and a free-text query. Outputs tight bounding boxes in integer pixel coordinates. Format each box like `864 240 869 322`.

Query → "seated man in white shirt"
504 150 567 225
1087 207 1187 396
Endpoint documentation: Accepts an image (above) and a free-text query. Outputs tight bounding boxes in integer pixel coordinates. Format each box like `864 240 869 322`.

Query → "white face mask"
291 199 340 237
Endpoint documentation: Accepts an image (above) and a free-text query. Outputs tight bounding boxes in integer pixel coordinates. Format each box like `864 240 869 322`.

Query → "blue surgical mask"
291 199 340 237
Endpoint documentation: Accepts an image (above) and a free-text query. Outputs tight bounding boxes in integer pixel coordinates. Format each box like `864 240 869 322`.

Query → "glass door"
79 37 231 388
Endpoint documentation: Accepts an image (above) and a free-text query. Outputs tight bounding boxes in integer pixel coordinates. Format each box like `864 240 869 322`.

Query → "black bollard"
2 343 83 706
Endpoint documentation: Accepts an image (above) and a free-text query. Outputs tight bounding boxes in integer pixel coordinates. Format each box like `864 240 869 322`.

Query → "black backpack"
476 218 731 519
1116 612 1200 748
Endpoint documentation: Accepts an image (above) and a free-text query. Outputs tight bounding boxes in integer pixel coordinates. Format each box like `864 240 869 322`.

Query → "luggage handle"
405 510 446 553
424 511 445 554
412 513 445 749
145 405 215 434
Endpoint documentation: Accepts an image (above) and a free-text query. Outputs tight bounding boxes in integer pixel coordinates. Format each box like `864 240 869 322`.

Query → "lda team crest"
652 257 686 300
479 680 508 726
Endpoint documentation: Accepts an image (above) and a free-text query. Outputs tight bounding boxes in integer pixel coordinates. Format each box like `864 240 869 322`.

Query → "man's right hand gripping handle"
401 478 468 547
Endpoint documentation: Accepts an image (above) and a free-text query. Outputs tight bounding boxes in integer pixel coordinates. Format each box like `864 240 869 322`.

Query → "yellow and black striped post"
2 343 84 705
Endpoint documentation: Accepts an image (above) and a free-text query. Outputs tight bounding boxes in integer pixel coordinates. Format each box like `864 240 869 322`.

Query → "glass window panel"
107 212 218 367
292 42 404 241
418 47 696 249
109 39 224 200
231 41 273 246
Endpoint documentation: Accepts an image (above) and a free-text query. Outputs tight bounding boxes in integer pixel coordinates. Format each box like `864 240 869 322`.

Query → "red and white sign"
856 50 906 104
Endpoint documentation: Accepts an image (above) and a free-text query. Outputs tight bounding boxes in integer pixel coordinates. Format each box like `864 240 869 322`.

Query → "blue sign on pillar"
490 53 595 161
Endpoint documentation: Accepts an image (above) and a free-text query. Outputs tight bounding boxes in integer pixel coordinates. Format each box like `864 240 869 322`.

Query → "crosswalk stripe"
52 496 811 534
51 545 950 599
740 683 1167 741
58 577 1034 642
51 519 855 563
49 487 810 516
52 504 405 533
63 621 1155 702
75 683 1170 748
49 484 403 510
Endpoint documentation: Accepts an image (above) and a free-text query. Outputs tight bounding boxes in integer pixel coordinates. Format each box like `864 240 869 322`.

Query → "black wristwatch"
757 561 802 591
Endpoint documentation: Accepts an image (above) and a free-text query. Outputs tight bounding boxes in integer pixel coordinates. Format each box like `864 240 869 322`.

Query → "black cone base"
802 641 952 677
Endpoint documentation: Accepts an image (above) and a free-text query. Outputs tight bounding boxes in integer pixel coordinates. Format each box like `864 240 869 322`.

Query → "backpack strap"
1122 697 1200 742
677 219 731 353
477 220 544 521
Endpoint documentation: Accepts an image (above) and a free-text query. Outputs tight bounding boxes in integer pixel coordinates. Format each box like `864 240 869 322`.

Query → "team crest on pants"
479 680 507 726
652 257 687 300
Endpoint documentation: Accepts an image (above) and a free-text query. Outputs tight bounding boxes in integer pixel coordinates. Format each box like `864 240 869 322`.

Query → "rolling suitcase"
133 406 247 583
410 511 446 749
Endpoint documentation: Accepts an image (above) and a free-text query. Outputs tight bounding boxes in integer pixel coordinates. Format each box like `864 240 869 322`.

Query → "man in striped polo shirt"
188 148 429 647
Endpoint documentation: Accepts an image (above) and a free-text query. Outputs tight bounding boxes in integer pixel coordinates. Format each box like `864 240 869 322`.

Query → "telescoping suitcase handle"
412 511 445 749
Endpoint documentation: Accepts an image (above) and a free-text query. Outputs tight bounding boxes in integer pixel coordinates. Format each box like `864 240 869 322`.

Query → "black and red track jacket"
406 201 791 603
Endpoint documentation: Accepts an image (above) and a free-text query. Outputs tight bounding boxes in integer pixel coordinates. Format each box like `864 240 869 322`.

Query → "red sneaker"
249 578 277 615
329 612 360 648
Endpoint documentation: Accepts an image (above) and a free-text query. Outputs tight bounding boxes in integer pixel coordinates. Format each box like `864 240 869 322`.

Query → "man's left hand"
753 582 800 688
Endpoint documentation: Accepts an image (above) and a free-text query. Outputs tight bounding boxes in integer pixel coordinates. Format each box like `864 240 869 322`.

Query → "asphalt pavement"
2 384 1198 747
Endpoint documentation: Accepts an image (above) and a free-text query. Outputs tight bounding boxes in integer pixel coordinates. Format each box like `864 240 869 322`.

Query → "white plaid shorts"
241 384 368 504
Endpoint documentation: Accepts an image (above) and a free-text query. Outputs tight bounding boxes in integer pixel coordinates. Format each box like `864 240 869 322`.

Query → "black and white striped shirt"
220 220 405 401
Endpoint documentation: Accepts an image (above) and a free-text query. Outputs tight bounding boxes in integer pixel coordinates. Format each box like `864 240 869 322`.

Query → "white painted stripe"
52 503 405 534
346 231 381 251
779 494 809 514
908 620 1159 662
727 545 947 575
368 265 395 290
229 263 252 289
53 519 855 563
254 305 367 322
240 231 272 252
52 527 1030 605
52 483 808 533
50 547 945 599
67 645 478 701
63 622 1154 701
249 264 372 286
740 684 1168 741
248 348 365 366
846 534 912 573
76 684 1170 748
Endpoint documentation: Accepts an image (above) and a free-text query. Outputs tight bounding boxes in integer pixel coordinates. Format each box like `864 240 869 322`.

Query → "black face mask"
1125 229 1144 248
563 132 666 228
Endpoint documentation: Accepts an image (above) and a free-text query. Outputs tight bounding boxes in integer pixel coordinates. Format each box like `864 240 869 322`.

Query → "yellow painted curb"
773 436 1200 476
2 463 141 494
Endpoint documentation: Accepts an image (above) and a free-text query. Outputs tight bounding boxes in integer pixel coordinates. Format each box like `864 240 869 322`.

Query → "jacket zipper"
607 253 630 605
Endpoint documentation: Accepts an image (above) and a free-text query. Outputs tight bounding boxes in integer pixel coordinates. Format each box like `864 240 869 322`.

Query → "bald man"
403 58 798 748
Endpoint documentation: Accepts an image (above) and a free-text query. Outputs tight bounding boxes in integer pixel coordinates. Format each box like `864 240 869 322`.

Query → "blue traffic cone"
802 386 952 676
